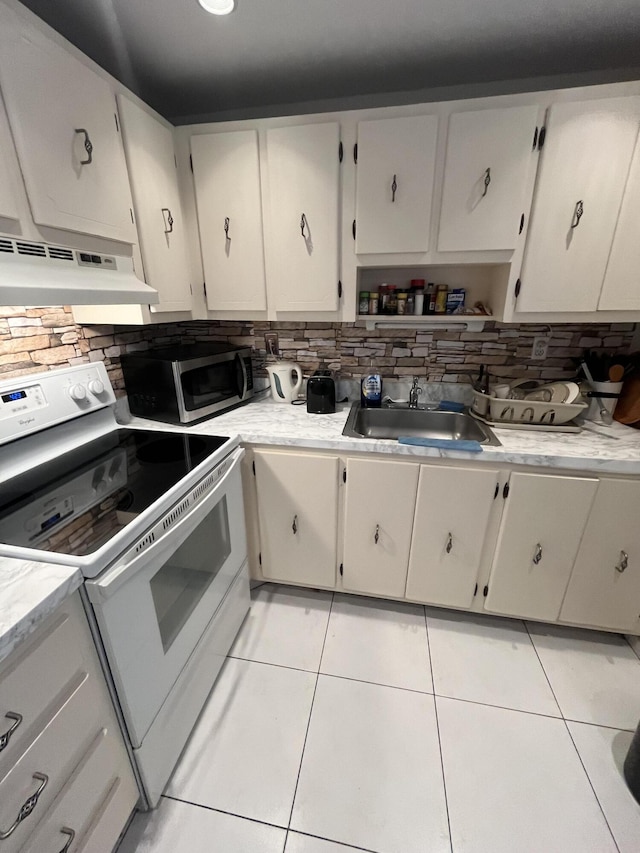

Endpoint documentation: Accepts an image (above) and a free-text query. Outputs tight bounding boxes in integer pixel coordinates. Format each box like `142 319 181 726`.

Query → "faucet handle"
411 376 420 388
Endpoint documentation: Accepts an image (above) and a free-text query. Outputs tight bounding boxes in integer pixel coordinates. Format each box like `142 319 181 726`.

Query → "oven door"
85 447 246 748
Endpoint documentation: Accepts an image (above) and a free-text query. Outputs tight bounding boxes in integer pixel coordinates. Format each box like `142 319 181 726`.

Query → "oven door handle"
86 447 245 603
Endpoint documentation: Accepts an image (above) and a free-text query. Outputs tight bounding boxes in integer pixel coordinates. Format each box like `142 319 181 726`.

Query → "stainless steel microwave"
121 343 254 424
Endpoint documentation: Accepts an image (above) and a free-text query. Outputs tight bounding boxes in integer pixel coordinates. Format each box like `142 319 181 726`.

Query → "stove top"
0 428 229 557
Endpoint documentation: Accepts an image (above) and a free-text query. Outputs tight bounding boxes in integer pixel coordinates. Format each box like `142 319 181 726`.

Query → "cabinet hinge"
342 468 346 483
203 281 207 297
514 278 522 299
474 583 478 597
174 154 178 169
494 482 499 499
519 213 525 235
339 141 343 163
339 563 344 577
532 126 538 150
537 126 546 150
352 220 356 240
483 585 489 597
252 460 256 475
353 143 358 164
338 280 343 299
503 481 510 499
130 208 134 224
259 552 262 566
189 154 193 173
114 112 120 133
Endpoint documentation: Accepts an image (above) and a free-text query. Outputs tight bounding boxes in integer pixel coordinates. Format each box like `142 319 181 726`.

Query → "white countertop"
122 391 640 475
0 557 83 666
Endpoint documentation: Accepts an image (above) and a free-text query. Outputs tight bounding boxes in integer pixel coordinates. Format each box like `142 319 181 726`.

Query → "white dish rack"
471 389 588 427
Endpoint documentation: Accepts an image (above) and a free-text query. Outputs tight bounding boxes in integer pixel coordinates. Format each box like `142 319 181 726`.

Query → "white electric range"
0 363 250 808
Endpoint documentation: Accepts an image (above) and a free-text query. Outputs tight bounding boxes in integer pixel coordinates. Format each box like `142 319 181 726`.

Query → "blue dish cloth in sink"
398 437 483 453
438 400 465 413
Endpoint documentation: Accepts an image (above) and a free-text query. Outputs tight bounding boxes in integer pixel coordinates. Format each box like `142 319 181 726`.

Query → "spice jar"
426 283 436 314
369 291 379 314
387 285 398 314
397 291 408 315
359 291 369 315
434 284 449 314
379 284 389 314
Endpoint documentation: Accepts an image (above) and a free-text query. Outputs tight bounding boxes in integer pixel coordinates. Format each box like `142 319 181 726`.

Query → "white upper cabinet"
265 122 341 312
516 97 640 313
355 115 438 254
598 131 640 310
437 106 539 251
117 96 191 312
191 130 267 312
0 7 136 244
0 96 19 223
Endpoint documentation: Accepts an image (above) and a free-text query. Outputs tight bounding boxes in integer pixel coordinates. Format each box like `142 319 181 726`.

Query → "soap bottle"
361 359 382 408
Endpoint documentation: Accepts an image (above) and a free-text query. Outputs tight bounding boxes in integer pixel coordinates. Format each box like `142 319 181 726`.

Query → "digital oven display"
1 390 26 403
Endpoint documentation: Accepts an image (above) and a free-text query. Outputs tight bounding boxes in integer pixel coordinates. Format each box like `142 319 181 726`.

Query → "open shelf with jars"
355 264 511 330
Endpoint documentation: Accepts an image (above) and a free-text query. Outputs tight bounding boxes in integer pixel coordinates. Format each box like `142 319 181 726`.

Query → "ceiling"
17 0 640 124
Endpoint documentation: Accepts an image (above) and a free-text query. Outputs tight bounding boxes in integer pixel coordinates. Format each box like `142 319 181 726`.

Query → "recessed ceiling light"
198 0 235 14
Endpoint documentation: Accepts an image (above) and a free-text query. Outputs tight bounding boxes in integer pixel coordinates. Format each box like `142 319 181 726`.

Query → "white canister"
586 381 623 423
266 362 303 403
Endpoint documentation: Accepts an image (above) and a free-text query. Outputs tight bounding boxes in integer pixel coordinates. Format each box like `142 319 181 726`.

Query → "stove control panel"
0 363 116 445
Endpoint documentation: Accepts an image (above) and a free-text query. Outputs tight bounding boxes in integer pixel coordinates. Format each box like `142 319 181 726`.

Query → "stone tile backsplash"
0 307 635 395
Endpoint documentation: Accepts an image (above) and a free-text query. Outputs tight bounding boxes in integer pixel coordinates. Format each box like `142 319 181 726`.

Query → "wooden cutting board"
614 375 640 426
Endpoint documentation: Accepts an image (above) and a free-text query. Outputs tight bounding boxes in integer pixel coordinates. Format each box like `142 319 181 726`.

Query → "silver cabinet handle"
162 208 174 234
446 533 453 554
57 827 75 853
74 128 93 165
532 544 543 565
300 213 309 238
571 200 584 228
482 167 491 197
0 772 48 839
391 174 398 202
0 712 22 753
292 514 298 535
224 216 230 241
615 550 628 573
374 524 380 545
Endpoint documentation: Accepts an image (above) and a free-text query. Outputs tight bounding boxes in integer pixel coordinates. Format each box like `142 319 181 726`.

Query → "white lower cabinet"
342 458 419 598
406 465 499 608
560 478 640 631
484 472 598 621
254 449 339 587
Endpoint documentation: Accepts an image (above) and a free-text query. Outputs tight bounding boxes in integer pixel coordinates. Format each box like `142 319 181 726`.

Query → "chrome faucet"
408 376 423 409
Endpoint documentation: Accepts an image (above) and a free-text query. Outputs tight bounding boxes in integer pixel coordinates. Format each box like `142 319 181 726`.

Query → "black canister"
306 370 336 414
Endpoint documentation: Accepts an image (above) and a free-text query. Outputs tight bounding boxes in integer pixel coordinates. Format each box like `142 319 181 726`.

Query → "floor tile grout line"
424 607 454 853
523 622 621 853
520 619 563 718
286 827 381 853
286 591 334 831
161 793 289 832
226 654 319 675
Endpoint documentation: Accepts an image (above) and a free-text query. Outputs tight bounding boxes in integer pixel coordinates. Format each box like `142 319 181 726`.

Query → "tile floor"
119 584 640 853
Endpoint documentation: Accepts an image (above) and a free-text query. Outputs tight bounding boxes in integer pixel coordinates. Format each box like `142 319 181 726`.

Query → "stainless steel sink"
342 403 501 445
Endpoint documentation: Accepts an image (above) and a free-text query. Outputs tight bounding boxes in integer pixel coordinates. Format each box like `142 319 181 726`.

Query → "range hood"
0 235 159 306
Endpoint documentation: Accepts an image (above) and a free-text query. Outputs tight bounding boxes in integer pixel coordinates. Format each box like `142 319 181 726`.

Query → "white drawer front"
21 726 138 853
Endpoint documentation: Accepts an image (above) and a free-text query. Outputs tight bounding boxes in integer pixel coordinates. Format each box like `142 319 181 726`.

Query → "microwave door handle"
236 352 248 399
86 447 244 603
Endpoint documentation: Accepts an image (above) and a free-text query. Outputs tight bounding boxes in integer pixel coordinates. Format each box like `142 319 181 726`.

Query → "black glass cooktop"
0 428 229 558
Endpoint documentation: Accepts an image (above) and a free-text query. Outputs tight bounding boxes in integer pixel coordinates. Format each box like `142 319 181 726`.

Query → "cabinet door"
355 115 438 254
117 96 191 312
517 98 640 313
437 106 539 251
0 10 136 244
191 130 267 311
560 479 640 631
406 465 499 608
485 473 598 621
342 458 419 598
0 95 19 223
254 450 339 587
598 133 640 309
266 123 340 311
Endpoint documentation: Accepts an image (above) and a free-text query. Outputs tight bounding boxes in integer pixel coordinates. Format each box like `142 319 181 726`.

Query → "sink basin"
342 403 501 445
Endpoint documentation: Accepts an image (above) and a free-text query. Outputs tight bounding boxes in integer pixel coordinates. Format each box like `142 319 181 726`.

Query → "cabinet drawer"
0 669 107 852
0 606 88 775
21 727 138 853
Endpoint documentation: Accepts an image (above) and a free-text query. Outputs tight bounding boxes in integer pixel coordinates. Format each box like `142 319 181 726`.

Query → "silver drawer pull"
532 544 543 565
374 524 380 545
292 514 298 535
446 533 453 554
0 712 22 753
57 827 75 853
0 772 48 839
615 550 628 573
